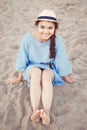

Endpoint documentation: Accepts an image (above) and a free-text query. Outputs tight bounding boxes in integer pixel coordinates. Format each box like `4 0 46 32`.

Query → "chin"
42 36 50 40
43 38 49 41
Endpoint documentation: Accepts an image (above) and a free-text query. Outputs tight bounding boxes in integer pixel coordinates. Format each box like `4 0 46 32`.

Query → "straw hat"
35 9 57 23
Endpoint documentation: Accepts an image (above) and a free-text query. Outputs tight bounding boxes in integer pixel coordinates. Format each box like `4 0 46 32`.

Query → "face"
37 21 55 42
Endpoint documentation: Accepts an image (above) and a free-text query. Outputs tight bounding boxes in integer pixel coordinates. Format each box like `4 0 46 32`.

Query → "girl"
7 9 76 125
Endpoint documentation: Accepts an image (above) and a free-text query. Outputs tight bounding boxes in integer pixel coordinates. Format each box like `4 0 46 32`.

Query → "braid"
50 33 56 58
49 33 56 68
49 22 58 68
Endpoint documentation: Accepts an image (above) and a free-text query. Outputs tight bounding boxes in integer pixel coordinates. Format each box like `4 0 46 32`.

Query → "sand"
0 0 87 130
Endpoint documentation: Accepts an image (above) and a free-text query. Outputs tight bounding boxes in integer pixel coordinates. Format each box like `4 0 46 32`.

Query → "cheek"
50 29 55 34
38 28 43 33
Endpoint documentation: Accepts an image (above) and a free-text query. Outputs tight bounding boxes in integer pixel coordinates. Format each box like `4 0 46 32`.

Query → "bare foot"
31 110 40 123
40 109 50 125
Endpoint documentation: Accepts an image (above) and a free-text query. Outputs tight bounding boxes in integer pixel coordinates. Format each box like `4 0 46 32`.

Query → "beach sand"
0 0 87 130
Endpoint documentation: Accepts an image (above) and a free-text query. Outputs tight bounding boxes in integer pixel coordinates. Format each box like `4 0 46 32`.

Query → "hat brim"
34 18 58 23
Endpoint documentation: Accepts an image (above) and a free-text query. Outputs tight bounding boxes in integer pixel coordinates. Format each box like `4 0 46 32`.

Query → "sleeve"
55 36 72 76
15 34 29 71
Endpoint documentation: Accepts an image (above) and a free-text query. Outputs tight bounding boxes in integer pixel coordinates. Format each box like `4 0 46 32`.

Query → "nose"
44 29 49 33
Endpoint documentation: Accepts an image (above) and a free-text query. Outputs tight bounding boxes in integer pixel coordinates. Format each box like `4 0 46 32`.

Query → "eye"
48 26 53 30
40 25 45 29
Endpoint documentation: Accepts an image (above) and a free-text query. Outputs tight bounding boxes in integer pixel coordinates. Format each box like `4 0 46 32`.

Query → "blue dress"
16 32 72 87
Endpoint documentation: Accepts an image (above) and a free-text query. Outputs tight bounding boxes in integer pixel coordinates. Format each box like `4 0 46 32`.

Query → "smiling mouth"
42 34 50 37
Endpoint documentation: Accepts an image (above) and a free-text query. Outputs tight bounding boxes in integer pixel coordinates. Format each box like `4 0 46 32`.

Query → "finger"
5 79 10 83
11 80 19 84
10 80 17 84
6 78 14 82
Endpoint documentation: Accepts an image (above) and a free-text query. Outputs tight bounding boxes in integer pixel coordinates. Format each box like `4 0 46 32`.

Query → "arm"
7 33 30 84
18 71 23 81
55 36 72 76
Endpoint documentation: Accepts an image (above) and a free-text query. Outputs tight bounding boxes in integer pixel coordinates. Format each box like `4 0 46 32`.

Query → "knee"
42 70 54 82
29 67 42 80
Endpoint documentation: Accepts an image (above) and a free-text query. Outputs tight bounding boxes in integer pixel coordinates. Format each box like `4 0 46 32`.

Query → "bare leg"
40 69 54 125
29 67 42 123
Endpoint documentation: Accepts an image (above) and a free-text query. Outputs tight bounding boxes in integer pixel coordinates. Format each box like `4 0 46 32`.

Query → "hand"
6 77 21 84
63 75 77 83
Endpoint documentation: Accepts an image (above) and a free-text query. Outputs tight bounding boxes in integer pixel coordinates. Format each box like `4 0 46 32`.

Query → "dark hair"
35 20 58 68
